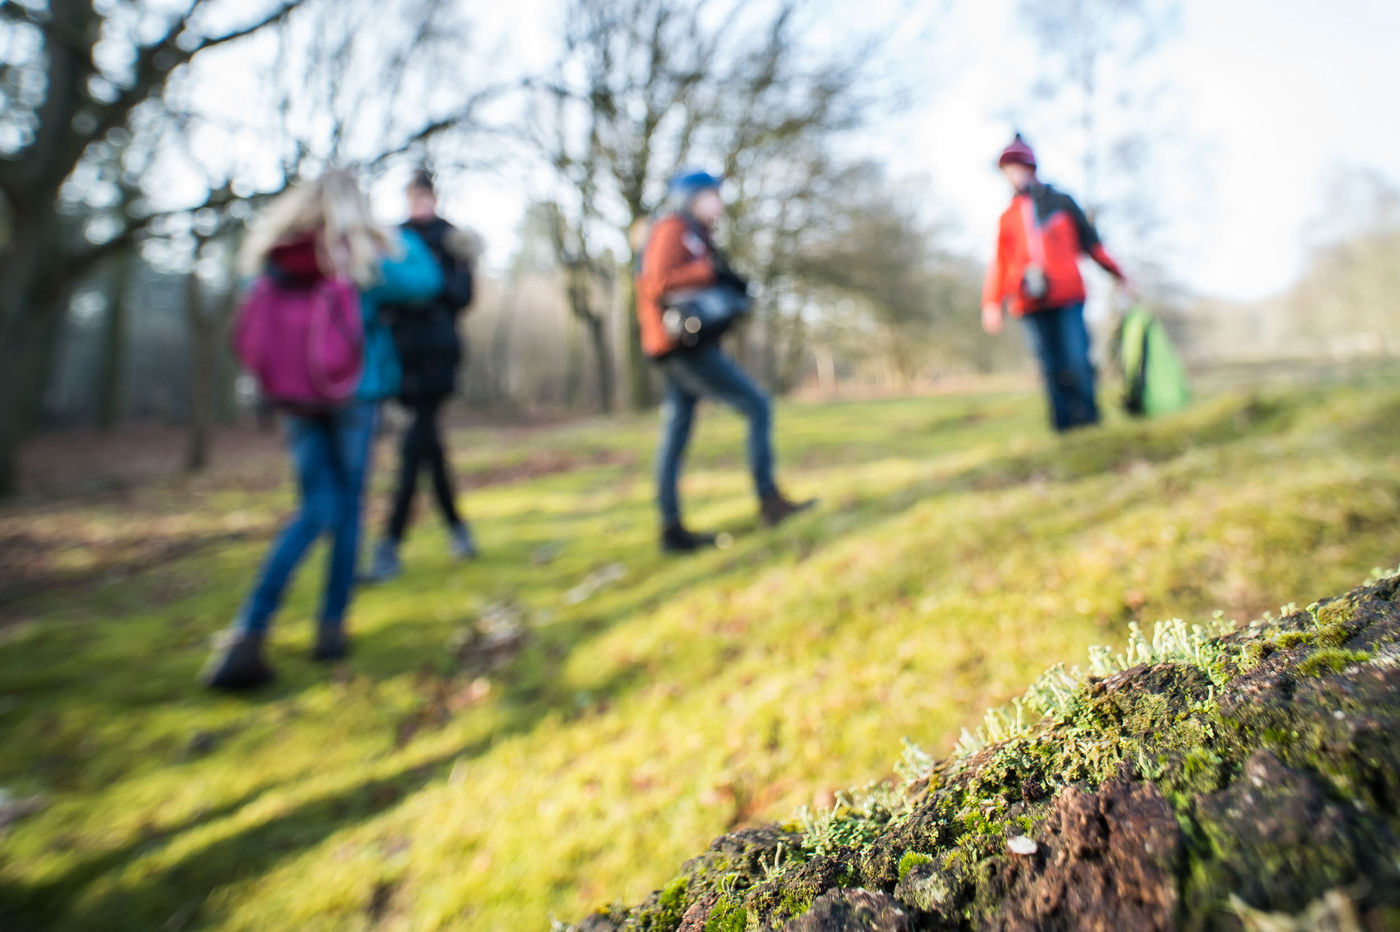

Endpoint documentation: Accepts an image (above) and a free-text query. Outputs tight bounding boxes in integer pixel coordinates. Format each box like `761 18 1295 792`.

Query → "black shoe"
661 523 718 554
201 630 275 691
760 492 817 527
313 626 350 662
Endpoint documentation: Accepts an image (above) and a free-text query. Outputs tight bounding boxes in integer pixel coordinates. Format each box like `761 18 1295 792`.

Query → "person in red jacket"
982 133 1129 432
636 170 813 553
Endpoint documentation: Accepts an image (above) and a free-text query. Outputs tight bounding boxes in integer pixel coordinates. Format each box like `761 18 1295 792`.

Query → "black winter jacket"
387 217 476 402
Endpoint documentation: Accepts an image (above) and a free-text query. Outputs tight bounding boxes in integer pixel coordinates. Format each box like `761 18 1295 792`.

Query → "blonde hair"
240 169 398 286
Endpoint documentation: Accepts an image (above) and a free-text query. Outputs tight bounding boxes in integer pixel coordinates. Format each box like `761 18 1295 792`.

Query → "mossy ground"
1 370 1399 930
589 578 1400 931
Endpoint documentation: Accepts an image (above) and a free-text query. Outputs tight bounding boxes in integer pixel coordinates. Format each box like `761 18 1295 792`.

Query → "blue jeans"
656 343 777 524
1021 303 1100 432
237 402 378 634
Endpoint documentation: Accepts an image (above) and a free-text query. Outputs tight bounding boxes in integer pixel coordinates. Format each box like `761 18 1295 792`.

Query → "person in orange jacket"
636 170 814 553
982 133 1130 432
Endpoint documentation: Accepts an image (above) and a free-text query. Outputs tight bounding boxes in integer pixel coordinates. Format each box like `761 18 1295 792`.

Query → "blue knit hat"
667 169 722 204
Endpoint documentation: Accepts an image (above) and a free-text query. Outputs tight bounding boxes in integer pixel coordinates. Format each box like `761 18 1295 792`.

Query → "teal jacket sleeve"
366 229 444 306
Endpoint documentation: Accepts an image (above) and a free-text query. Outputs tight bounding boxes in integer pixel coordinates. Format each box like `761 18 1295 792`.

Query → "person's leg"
653 370 699 528
422 396 475 558
673 344 778 502
320 401 378 645
238 416 340 634
206 415 337 688
1057 302 1100 428
385 401 427 544
1021 308 1073 432
422 396 463 529
366 401 422 583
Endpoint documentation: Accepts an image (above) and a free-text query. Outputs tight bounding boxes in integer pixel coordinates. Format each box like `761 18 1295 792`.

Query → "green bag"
1120 306 1190 418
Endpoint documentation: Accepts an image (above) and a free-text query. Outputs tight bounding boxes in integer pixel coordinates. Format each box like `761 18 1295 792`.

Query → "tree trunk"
563 302 583 410
779 307 808 394
97 253 134 431
759 301 780 392
0 208 65 495
215 249 242 425
490 292 515 407
0 316 47 495
814 344 836 396
582 312 615 413
623 266 652 411
184 266 214 473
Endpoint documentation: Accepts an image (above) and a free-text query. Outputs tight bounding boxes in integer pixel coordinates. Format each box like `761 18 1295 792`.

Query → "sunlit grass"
2 373 1398 930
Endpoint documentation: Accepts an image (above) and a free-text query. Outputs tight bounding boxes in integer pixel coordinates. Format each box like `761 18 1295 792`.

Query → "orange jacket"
983 183 1123 316
636 214 718 358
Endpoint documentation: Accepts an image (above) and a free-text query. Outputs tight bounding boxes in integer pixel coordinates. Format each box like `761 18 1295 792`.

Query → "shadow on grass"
0 386 1335 932
1 660 650 932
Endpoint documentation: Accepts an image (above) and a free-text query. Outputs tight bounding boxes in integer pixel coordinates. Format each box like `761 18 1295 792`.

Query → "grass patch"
1 373 1398 930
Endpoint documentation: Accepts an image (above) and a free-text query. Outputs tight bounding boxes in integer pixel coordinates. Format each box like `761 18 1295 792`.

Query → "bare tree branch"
88 0 308 147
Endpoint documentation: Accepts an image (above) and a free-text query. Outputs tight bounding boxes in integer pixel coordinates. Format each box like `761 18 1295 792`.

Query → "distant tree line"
8 0 1396 494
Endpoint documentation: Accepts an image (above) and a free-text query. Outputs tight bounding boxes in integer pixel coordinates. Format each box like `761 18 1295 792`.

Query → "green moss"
703 894 747 932
1171 746 1230 799
1242 640 1275 668
1296 648 1371 677
777 889 815 923
1276 631 1314 649
625 875 691 931
1315 599 1358 628
658 875 689 916
897 850 933 881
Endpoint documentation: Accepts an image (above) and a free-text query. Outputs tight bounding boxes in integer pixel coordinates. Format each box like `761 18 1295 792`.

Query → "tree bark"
0 205 66 493
563 303 583 410
489 295 515 407
97 253 134 431
622 267 652 411
582 312 615 414
184 265 214 473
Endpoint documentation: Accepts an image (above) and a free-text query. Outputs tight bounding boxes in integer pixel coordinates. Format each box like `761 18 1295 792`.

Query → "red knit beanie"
998 133 1037 170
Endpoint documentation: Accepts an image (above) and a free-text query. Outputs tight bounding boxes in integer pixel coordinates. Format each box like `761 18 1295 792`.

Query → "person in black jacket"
365 170 480 582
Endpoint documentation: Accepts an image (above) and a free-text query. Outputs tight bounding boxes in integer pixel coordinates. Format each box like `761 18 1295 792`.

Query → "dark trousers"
1021 302 1100 433
655 343 776 525
385 395 462 542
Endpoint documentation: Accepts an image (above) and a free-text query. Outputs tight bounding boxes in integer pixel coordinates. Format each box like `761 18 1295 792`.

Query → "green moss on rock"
895 851 932 881
565 572 1400 932
1296 647 1372 677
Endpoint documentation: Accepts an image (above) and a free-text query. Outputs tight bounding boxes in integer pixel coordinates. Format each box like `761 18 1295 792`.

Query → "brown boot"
760 492 816 527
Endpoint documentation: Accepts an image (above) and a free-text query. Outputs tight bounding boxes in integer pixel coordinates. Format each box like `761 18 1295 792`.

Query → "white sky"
471 0 1398 300
197 0 1400 302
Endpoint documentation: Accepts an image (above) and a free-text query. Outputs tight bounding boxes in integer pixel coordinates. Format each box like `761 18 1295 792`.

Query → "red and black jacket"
636 213 720 358
983 183 1124 316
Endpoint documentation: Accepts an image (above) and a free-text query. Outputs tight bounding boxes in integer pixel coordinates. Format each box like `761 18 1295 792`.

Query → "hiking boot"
760 492 817 527
201 629 275 691
449 523 478 561
661 522 718 554
362 539 402 584
313 625 350 662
